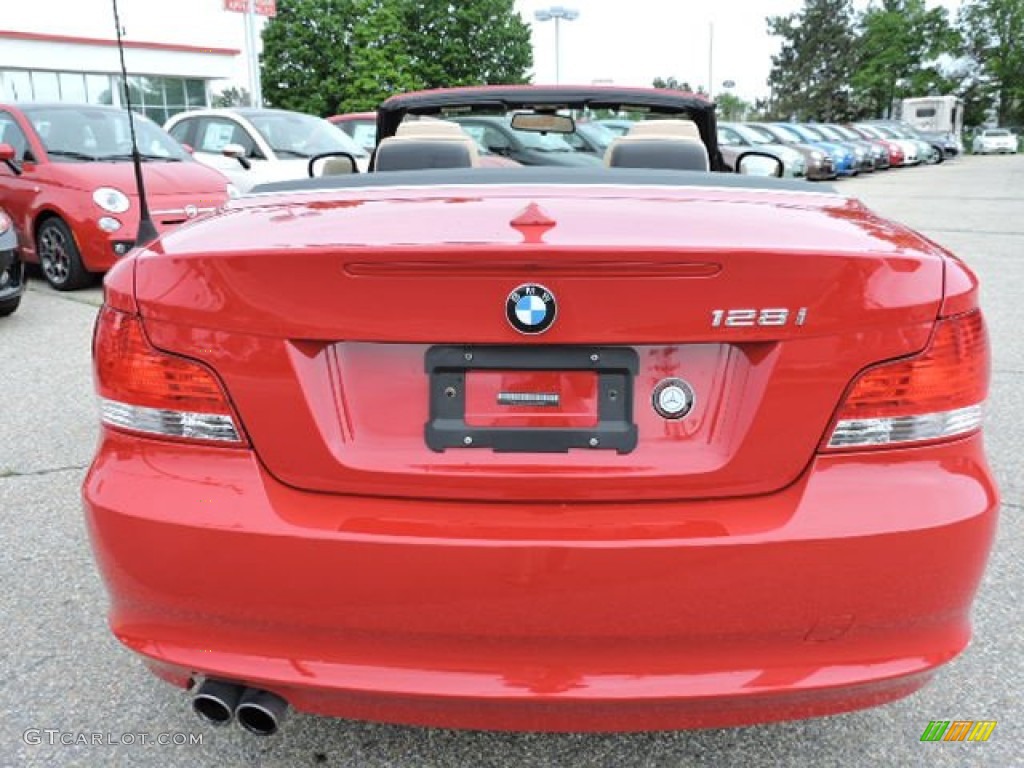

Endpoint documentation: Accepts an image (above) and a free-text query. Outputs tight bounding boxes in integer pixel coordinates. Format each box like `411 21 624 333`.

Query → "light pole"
534 6 579 84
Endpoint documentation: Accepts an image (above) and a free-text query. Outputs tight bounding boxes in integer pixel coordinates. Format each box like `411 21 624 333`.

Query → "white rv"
901 96 964 138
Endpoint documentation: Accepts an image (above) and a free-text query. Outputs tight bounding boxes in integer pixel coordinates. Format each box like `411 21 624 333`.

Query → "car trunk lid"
134 183 944 501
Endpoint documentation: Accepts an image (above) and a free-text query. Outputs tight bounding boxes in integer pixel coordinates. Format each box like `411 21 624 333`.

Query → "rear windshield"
984 129 1010 136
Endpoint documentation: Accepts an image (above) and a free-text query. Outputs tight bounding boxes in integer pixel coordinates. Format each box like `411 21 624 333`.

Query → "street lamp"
534 6 579 84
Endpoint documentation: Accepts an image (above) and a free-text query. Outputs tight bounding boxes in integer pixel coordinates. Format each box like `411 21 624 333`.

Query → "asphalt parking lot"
1 156 1021 767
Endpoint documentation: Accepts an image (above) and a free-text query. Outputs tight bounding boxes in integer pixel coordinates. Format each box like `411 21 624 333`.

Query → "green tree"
767 0 858 121
651 77 707 96
958 0 1024 125
262 0 418 115
653 76 691 91
213 86 251 108
261 0 532 116
851 0 959 118
402 0 532 87
716 92 751 121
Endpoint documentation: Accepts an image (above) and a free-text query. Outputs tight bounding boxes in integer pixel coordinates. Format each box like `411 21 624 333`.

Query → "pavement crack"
0 463 89 478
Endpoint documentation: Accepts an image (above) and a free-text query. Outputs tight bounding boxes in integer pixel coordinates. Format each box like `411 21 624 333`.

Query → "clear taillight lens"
825 311 989 450
93 306 245 445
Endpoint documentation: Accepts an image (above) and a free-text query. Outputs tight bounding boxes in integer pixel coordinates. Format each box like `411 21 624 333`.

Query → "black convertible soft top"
375 85 725 171
252 166 830 196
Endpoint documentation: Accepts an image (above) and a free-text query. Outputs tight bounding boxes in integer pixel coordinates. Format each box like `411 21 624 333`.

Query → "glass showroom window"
116 75 209 124
0 69 116 104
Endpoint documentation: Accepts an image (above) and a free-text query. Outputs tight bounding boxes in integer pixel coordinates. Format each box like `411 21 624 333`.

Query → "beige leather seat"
604 119 710 172
374 120 480 171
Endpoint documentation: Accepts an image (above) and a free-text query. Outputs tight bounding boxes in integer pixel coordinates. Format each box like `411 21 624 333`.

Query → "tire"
0 295 21 317
36 217 93 291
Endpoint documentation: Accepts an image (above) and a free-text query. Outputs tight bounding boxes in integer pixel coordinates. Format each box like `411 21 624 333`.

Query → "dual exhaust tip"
192 679 287 735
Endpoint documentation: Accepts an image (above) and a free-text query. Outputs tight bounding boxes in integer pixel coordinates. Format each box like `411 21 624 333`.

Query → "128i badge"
506 283 557 334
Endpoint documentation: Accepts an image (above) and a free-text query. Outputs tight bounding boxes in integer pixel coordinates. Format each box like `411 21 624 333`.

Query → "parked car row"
616 118 962 182
0 94 995 298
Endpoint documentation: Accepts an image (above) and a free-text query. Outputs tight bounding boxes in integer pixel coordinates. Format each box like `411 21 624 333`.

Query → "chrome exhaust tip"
235 688 288 735
192 679 243 726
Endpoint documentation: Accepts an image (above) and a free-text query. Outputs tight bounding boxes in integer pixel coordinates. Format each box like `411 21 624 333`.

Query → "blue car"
771 123 857 176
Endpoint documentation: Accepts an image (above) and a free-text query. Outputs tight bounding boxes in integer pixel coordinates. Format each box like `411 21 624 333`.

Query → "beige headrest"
396 120 467 139
625 119 701 140
603 119 710 170
383 120 480 167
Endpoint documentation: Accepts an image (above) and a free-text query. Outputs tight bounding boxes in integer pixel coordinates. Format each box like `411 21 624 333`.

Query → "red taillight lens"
93 306 245 445
826 311 989 450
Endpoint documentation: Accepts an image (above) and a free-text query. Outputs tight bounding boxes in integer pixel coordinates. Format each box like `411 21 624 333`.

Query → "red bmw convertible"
83 87 997 735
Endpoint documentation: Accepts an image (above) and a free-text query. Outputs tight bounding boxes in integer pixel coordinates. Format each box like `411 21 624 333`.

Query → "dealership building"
0 0 268 124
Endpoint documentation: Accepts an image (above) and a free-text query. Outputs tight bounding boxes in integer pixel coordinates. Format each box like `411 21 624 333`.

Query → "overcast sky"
515 0 962 101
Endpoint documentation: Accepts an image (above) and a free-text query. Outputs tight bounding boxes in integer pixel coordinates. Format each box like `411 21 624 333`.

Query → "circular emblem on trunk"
506 283 556 334
652 378 695 419
184 205 199 219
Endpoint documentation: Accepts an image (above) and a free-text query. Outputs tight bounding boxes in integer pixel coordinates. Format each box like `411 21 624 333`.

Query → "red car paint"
84 170 996 729
327 111 376 126
0 103 230 276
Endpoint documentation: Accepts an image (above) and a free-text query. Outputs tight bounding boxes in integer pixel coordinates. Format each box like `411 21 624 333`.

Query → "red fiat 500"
83 86 997 735
0 103 233 290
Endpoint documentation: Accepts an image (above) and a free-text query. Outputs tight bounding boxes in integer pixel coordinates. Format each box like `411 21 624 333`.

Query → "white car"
165 108 370 192
972 128 1018 155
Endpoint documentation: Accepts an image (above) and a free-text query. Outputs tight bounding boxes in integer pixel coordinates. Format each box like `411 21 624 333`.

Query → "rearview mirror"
510 112 575 134
736 151 783 178
0 143 21 176
221 143 252 170
308 151 358 178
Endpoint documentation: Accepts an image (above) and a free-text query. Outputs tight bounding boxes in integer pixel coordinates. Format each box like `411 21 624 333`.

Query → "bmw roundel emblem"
506 283 557 334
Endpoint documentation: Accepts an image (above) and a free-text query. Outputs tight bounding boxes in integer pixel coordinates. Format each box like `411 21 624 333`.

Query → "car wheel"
0 294 21 316
0 257 24 316
37 217 93 291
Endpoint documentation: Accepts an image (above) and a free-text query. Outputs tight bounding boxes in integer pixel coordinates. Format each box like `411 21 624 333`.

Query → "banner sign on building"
224 0 276 17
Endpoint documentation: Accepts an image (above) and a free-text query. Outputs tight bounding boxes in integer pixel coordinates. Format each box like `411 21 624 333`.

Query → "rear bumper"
83 431 998 731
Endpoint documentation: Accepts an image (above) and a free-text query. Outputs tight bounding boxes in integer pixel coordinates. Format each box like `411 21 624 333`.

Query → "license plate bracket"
425 346 638 454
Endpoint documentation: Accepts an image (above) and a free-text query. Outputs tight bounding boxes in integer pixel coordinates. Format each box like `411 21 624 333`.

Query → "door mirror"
181 143 195 155
221 143 252 170
308 151 358 178
0 143 22 175
736 152 784 178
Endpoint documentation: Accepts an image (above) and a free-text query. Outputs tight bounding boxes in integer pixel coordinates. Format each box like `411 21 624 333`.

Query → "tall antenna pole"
111 0 158 247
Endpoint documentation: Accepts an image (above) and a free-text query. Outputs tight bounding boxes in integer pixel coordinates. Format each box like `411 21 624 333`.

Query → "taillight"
93 306 245 445
825 310 988 450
